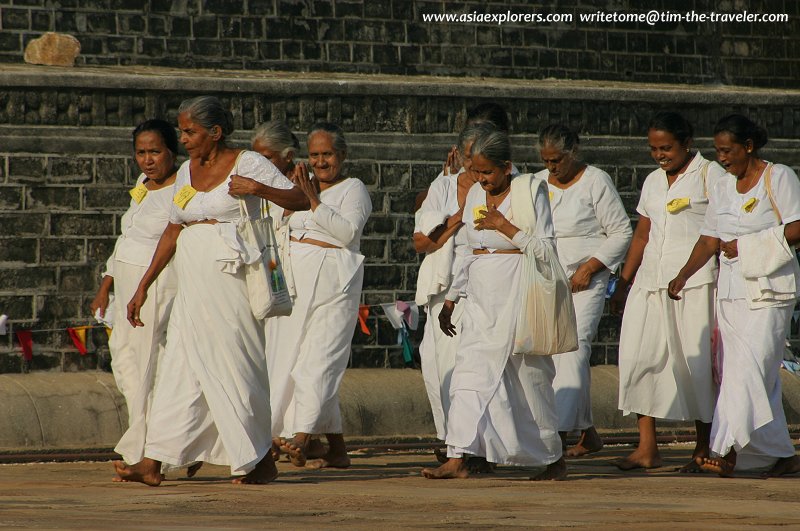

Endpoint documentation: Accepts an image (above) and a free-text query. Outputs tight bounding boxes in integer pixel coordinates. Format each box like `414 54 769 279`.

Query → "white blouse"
169 151 294 225
104 173 175 276
635 153 724 291
169 150 295 273
414 170 470 259
534 165 632 277
462 179 554 251
288 177 372 252
700 163 800 300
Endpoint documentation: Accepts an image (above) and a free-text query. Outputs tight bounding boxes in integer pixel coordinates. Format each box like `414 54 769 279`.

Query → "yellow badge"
129 183 148 204
473 204 487 221
666 197 690 213
742 197 758 213
548 191 554 201
173 185 198 209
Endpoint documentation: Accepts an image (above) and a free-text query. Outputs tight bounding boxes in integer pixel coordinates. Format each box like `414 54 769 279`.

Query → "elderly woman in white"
268 122 372 469
422 128 565 480
534 124 632 457
413 122 500 458
669 114 800 477
90 119 178 477
114 96 308 486
610 112 724 472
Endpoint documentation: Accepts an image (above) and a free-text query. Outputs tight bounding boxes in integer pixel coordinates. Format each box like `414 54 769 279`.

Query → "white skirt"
266 242 362 437
552 270 609 432
111 259 176 465
713 299 795 471
137 224 271 475
419 290 463 441
445 254 562 467
618 283 715 422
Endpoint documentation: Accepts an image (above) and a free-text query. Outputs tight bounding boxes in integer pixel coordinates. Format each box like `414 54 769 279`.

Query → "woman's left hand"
570 262 594 293
720 239 738 259
228 175 259 197
474 204 507 231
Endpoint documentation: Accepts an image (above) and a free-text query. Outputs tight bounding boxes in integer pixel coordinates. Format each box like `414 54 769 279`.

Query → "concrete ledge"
2 64 800 103
1 367 799 451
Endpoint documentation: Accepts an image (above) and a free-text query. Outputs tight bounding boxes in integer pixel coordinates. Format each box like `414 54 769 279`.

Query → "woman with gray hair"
423 128 565 480
534 124 632 457
251 120 300 177
267 122 372 469
114 95 308 486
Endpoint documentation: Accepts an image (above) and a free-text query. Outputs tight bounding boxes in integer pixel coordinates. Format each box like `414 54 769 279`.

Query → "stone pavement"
1 443 798 529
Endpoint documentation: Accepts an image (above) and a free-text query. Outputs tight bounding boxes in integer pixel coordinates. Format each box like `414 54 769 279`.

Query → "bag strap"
701 159 710 198
763 163 782 225
232 150 256 220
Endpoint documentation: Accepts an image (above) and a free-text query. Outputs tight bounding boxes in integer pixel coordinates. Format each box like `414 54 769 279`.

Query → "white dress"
535 166 632 433
414 170 470 441
444 181 562 467
618 153 723 422
125 151 294 475
267 178 371 437
108 173 177 465
699 162 800 471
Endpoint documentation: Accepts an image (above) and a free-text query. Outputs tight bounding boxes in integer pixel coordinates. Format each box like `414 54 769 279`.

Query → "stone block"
95 158 129 185
363 264 403 290
48 157 92 183
50 214 115 236
8 157 46 181
87 238 117 264
360 238 386 261
26 186 80 211
0 214 46 237
335 0 362 18
0 237 37 264
40 238 84 264
2 8 29 30
58 266 96 292
0 185 22 209
350 346 387 368
0 267 57 291
0 296 34 320
389 239 415 263
34 295 83 321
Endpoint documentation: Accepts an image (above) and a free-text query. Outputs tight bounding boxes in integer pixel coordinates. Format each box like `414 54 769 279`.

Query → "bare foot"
614 448 663 470
231 456 279 484
113 459 163 486
466 456 495 474
679 448 709 473
305 438 327 459
187 462 203 478
277 437 307 467
306 451 351 469
422 458 468 479
530 457 567 481
565 427 604 458
433 447 449 464
762 455 800 478
698 456 735 477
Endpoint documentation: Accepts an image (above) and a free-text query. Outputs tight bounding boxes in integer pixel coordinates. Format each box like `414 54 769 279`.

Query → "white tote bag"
514 243 578 356
510 174 578 356
232 154 292 319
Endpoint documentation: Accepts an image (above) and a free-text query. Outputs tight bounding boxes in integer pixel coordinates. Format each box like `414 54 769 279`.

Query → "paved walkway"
1 443 798 529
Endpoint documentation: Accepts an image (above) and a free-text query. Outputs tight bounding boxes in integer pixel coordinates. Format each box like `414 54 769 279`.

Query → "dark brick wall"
1 71 800 372
0 0 798 87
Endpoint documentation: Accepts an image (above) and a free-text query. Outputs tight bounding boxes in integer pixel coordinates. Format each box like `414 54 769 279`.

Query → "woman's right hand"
443 146 458 176
90 290 109 318
608 279 629 315
438 299 457 337
127 288 148 328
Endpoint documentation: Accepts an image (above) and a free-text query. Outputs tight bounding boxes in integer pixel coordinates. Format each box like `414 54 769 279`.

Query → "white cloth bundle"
414 210 455 306
738 225 799 309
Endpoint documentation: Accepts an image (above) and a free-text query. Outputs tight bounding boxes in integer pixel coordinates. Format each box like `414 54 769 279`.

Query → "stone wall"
0 0 799 88
1 66 800 372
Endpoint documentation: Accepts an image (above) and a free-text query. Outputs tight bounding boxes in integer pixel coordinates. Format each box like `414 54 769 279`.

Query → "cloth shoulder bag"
511 174 578 356
233 153 292 319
